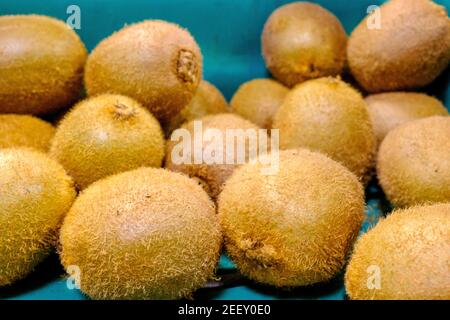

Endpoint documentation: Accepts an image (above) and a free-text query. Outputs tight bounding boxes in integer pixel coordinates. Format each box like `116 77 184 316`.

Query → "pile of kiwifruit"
0 0 449 300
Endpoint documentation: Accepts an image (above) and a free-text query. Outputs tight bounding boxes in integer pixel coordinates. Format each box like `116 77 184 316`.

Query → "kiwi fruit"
0 148 76 286
85 20 203 123
345 203 450 300
218 149 364 287
262 2 347 87
377 116 450 208
50 94 165 190
0 15 87 115
59 167 221 300
165 113 265 199
0 115 55 152
347 0 450 93
273 77 376 181
366 92 449 146
166 80 229 134
230 78 289 129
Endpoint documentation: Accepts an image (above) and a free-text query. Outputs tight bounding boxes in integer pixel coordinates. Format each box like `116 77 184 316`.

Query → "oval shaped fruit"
0 148 76 286
0 115 55 151
85 20 203 123
0 15 87 115
262 2 347 87
366 92 449 146
166 80 229 133
345 203 450 300
218 149 364 287
273 77 376 181
165 113 265 199
231 78 289 129
60 167 221 300
50 94 165 190
377 116 450 207
348 0 450 92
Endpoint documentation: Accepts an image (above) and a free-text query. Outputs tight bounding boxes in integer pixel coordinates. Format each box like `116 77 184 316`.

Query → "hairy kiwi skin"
0 15 87 115
366 92 449 146
377 116 450 208
85 20 203 123
166 80 229 134
231 78 289 129
262 2 347 87
273 77 376 181
218 149 364 287
345 203 450 300
60 167 221 300
0 115 55 152
50 94 165 190
0 148 76 286
348 0 450 93
165 113 264 199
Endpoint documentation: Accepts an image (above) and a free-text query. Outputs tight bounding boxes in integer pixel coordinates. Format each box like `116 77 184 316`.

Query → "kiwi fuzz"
0 148 76 286
85 20 203 123
347 0 450 92
0 115 55 152
59 167 222 300
165 113 265 199
345 203 450 300
165 80 229 135
365 92 449 146
376 116 450 207
262 2 347 87
0 15 87 115
50 94 165 190
273 77 376 181
219 149 364 287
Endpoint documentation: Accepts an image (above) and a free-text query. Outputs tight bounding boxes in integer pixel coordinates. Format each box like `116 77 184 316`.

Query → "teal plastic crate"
0 0 448 300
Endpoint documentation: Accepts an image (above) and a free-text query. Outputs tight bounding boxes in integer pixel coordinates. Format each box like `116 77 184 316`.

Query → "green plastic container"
0 0 448 300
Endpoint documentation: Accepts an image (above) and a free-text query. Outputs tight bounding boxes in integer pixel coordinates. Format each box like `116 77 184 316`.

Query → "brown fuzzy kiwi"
218 149 364 287
345 203 450 300
377 116 450 208
0 115 55 152
347 0 450 93
165 113 265 199
230 78 289 129
50 94 165 190
0 15 87 115
59 167 221 300
0 148 76 286
85 20 203 123
262 2 347 87
166 80 229 134
273 77 376 181
366 92 449 146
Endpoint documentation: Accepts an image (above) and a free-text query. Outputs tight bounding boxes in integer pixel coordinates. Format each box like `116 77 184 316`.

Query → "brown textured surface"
59 167 222 300
166 80 229 134
345 203 450 300
262 2 347 87
0 148 76 286
366 92 449 146
273 77 376 181
0 15 87 115
231 78 289 129
165 113 265 199
85 20 203 123
218 149 364 287
348 0 450 92
0 115 55 152
377 116 450 207
50 94 165 190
